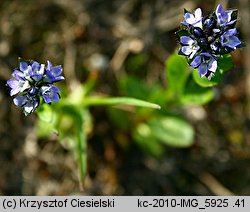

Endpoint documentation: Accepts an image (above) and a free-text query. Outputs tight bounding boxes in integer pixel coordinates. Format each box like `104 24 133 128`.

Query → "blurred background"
0 0 250 195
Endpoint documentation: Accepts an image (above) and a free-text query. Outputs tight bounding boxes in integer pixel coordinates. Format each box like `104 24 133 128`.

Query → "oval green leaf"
133 123 165 157
192 69 222 87
180 75 214 105
165 53 189 95
149 116 195 147
192 54 233 87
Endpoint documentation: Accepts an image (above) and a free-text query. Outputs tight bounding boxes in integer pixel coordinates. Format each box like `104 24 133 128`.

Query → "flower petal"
7 79 19 89
184 13 195 24
31 61 40 70
222 29 241 49
198 63 208 77
194 8 202 19
47 60 53 70
180 36 194 45
191 56 201 68
224 36 241 49
189 48 199 59
51 66 63 76
41 85 60 103
216 4 234 26
181 46 193 56
20 62 28 72
216 4 225 17
23 101 38 115
12 70 24 79
13 95 27 107
208 59 217 73
224 28 237 36
51 85 60 93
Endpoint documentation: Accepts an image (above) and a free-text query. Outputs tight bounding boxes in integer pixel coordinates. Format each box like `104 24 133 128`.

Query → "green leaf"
192 54 233 87
36 104 58 137
180 75 214 105
37 103 54 122
119 76 166 106
60 105 87 189
36 116 58 138
217 54 233 73
149 116 195 147
83 96 161 109
192 68 221 87
165 53 189 95
133 123 165 157
76 109 87 190
119 76 153 99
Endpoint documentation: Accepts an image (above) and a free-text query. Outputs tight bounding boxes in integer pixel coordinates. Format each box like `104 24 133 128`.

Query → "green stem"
76 112 87 191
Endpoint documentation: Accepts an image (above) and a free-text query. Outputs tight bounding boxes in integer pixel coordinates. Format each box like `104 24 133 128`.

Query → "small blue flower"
18 61 33 79
7 77 30 96
191 53 217 78
180 36 200 59
13 94 39 115
221 28 241 49
29 61 45 82
7 62 33 96
182 8 203 28
41 85 60 104
215 4 236 26
7 59 64 115
45 61 64 83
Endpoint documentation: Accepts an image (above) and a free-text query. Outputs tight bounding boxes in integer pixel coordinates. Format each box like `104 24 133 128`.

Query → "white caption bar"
0 196 249 212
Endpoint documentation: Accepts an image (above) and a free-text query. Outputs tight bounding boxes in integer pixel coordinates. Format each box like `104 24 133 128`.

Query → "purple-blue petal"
7 79 22 96
208 59 217 73
223 36 241 49
191 56 201 68
12 70 24 79
47 60 53 70
45 70 55 82
221 29 241 49
13 95 27 107
216 4 225 17
227 19 237 26
20 62 28 72
55 76 65 81
31 74 44 82
45 69 64 83
181 46 193 56
7 79 18 89
51 85 60 93
224 28 237 36
180 36 193 45
216 4 227 20
43 93 59 103
23 100 39 115
41 85 60 103
198 63 208 77
184 13 193 22
51 66 63 76
216 4 234 26
31 61 40 70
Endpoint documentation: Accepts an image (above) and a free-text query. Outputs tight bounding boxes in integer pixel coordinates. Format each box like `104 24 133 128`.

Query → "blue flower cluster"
177 4 242 79
7 60 64 115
